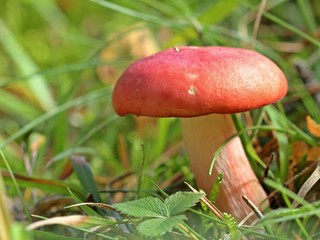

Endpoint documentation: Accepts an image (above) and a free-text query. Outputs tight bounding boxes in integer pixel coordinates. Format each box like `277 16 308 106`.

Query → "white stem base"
181 114 268 221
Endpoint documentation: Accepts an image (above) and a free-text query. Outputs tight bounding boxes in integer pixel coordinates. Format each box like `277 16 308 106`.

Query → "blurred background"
1 0 320 239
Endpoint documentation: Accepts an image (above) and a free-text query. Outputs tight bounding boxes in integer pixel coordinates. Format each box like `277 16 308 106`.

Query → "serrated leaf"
113 197 168 218
164 191 204 216
137 215 186 237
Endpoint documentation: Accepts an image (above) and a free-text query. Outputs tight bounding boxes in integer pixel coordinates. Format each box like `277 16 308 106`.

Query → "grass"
0 0 320 239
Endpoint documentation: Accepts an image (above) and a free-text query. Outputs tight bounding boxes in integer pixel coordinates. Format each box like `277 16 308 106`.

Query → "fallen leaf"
291 141 309 167
32 196 76 217
306 115 320 137
307 146 320 162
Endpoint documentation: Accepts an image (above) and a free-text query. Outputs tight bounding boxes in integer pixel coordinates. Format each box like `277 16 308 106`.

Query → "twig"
242 196 264 220
263 152 277 179
184 182 224 221
251 0 268 49
242 195 274 236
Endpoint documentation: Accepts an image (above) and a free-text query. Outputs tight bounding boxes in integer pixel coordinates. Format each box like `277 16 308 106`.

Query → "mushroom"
112 46 288 221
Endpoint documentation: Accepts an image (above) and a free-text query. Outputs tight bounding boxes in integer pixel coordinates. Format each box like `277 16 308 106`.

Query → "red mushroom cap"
112 46 288 117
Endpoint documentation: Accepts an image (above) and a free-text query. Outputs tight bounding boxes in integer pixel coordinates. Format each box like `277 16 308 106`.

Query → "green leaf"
113 197 168 218
137 215 186 237
71 156 101 203
164 191 204 216
67 189 100 217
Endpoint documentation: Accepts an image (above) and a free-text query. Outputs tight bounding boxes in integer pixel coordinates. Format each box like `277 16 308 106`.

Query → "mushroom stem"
181 114 268 221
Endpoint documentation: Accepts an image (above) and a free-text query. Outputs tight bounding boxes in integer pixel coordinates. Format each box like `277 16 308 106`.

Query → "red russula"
112 46 288 222
113 46 287 117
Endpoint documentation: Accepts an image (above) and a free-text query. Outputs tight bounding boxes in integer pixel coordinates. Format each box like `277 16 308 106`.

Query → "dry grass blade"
241 195 274 237
292 162 320 208
251 0 268 49
242 195 264 220
27 215 89 230
184 182 224 221
65 202 116 211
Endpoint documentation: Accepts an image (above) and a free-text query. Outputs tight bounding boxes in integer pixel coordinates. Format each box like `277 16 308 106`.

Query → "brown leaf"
58 161 73 180
306 115 320 137
32 196 76 217
307 146 320 162
289 141 308 192
292 141 309 165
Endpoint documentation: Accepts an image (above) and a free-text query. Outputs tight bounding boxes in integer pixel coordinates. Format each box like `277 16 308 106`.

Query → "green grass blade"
33 230 82 240
0 89 42 120
231 113 262 174
0 20 56 111
264 178 316 209
296 0 317 34
261 201 320 224
10 224 33 240
152 118 171 159
265 106 290 180
67 189 101 217
0 60 128 88
2 170 86 198
262 11 320 48
0 87 112 149
199 0 239 24
240 1 320 47
140 0 178 16
0 149 29 220
28 0 69 29
91 0 179 26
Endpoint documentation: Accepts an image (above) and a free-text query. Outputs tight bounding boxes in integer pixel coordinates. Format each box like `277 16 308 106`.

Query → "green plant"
113 191 205 237
1 0 320 239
